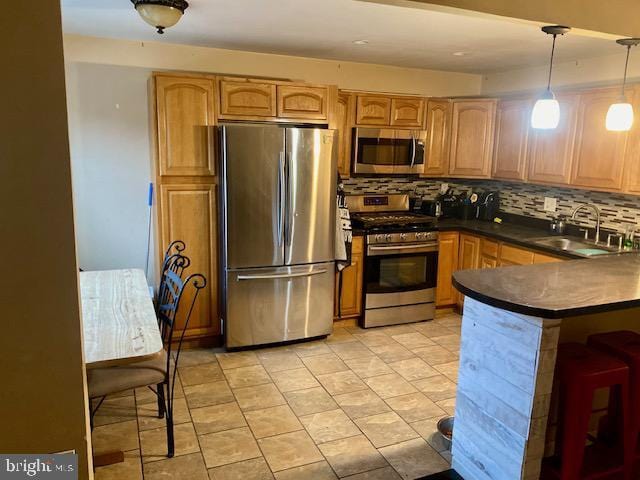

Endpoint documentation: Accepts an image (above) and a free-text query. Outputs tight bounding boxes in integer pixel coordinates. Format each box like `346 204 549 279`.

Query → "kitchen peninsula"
451 255 640 479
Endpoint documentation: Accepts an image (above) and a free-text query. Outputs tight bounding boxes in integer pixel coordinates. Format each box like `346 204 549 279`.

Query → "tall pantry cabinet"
152 73 220 346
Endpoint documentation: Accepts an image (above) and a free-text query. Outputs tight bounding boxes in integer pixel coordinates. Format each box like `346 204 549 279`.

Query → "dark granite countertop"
433 218 583 259
453 254 640 318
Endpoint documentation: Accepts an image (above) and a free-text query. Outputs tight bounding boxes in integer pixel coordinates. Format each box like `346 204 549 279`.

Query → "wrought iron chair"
156 240 187 309
88 254 206 458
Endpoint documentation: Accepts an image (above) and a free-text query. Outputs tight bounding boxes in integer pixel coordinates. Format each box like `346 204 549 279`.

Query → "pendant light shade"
131 0 189 34
606 38 640 131
606 101 634 131
531 26 571 129
531 90 561 129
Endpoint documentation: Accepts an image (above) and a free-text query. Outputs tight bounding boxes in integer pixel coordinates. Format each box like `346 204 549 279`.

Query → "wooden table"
80 268 163 467
81 268 163 369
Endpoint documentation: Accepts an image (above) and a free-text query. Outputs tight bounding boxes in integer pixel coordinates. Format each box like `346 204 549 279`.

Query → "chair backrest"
156 261 207 391
156 242 188 315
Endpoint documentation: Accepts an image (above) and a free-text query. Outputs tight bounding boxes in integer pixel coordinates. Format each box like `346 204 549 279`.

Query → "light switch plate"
543 197 557 212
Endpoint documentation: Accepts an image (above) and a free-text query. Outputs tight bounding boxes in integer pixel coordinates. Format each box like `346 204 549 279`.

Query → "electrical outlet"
543 197 557 213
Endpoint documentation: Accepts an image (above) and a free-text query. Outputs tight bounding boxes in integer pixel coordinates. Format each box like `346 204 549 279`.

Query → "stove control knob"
385 234 393 242
416 232 426 240
399 233 407 240
375 234 385 243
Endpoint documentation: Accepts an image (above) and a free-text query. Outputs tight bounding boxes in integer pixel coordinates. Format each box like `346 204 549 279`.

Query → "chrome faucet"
570 203 601 244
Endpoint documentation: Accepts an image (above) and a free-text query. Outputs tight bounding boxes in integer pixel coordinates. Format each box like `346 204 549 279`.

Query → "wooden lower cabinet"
159 183 219 342
436 232 460 307
456 234 481 309
498 243 535 266
434 232 564 310
335 236 364 319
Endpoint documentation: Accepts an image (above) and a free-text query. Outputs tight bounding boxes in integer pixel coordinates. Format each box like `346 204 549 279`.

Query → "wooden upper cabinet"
277 85 328 120
570 88 630 191
493 99 531 181
155 75 216 176
448 99 497 178
219 79 276 118
624 86 640 193
422 99 451 177
356 95 391 125
390 97 425 127
335 92 355 177
527 93 579 185
159 183 218 339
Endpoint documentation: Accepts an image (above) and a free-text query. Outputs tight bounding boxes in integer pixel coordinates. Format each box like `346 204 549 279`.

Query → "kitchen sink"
529 236 624 257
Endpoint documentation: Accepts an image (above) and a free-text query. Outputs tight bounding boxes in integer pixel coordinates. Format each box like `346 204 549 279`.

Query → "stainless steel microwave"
352 128 427 175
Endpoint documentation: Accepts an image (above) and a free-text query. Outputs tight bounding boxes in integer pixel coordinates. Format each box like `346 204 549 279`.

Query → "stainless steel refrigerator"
218 123 337 348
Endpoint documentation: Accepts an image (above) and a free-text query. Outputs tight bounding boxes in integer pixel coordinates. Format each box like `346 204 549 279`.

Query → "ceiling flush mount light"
452 51 468 57
353 40 369 46
131 0 189 34
606 38 640 131
531 25 571 129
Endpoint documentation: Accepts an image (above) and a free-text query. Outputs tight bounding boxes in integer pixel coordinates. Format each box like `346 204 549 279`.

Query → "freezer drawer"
225 262 335 348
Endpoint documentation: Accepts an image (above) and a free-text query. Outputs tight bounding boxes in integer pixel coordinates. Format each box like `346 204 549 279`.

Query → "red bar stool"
588 330 640 456
555 342 633 480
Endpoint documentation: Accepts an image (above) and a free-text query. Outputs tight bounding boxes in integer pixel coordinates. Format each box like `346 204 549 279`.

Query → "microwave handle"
410 131 416 168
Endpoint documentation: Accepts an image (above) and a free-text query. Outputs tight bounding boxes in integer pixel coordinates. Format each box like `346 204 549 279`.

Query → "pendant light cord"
622 45 631 98
546 34 557 91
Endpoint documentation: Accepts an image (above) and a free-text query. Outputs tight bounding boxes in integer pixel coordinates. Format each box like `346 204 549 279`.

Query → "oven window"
357 138 395 165
366 252 438 293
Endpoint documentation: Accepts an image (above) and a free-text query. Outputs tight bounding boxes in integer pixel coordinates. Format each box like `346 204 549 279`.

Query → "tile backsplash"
342 177 640 233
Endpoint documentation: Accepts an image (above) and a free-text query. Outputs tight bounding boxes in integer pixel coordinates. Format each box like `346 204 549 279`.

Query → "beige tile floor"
92 313 461 480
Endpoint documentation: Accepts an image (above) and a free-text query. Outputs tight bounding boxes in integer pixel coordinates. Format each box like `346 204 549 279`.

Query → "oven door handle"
368 242 438 253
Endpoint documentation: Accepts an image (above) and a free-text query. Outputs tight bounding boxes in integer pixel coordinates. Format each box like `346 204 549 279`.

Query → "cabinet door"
493 99 531 181
356 95 391 125
390 97 425 127
422 100 451 177
527 93 579 185
436 232 459 307
160 184 218 340
219 80 276 117
624 86 640 193
533 252 562 264
277 85 328 120
479 255 498 269
335 237 364 318
570 88 630 191
456 234 481 309
335 92 355 177
458 234 481 270
156 75 216 176
498 244 535 266
449 100 497 178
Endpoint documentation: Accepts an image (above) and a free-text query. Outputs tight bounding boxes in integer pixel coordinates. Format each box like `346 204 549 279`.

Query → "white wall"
66 63 156 278
482 50 640 95
63 34 482 97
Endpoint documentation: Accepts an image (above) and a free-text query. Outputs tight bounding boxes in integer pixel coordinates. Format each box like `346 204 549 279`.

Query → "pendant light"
131 0 189 34
606 38 640 131
531 25 571 129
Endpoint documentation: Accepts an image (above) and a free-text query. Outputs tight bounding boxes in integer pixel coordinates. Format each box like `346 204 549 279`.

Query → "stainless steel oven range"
348 194 438 328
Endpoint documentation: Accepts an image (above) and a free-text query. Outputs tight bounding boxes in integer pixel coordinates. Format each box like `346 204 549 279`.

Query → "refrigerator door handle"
236 269 328 281
278 151 286 247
